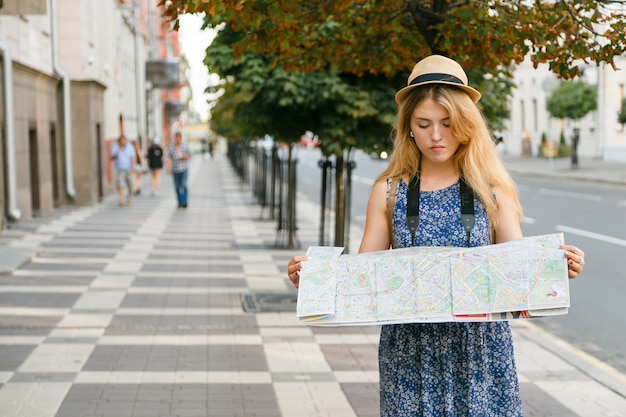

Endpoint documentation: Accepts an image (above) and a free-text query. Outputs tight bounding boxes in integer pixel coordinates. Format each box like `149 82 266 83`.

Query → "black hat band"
410 73 465 86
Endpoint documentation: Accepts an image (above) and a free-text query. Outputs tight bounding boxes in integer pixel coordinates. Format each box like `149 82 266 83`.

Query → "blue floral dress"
379 179 523 417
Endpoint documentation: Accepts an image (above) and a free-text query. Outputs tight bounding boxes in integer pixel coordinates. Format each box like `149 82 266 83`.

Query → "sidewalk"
0 154 624 417
502 154 626 186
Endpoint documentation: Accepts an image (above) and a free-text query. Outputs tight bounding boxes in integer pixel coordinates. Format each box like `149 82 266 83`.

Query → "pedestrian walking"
166 131 192 208
109 134 136 207
287 54 587 416
147 136 164 196
131 140 143 195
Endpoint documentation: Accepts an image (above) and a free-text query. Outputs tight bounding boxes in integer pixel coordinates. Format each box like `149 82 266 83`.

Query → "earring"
409 131 414 138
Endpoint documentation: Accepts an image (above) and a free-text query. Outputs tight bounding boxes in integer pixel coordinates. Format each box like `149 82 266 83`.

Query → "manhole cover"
241 293 297 313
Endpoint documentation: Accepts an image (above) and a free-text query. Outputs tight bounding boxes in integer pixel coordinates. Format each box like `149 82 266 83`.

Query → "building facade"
501 55 626 162
0 0 182 230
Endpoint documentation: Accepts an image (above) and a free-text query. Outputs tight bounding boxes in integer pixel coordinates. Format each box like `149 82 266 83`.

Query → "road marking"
523 217 536 224
556 225 626 247
539 188 602 202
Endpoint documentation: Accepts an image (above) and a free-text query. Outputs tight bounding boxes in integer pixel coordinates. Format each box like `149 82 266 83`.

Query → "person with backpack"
286 55 586 416
147 136 164 196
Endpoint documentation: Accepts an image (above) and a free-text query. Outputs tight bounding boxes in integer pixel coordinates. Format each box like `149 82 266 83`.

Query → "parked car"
299 134 320 148
300 130 320 148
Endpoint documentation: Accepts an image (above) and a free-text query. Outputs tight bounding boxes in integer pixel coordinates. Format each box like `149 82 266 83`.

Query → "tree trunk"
334 154 345 247
344 158 355 253
407 0 450 53
318 156 332 246
286 144 297 249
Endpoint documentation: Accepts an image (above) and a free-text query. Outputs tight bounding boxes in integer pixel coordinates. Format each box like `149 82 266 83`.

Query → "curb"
513 321 626 399
506 168 626 186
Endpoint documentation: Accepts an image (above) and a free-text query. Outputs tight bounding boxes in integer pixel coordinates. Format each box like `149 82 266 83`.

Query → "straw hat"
395 55 481 104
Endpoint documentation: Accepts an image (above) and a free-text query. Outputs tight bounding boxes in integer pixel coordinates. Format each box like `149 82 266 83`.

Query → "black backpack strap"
386 177 400 249
459 177 475 247
406 175 420 246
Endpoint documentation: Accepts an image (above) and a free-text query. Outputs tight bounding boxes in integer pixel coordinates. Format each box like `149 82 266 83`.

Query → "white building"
502 54 626 162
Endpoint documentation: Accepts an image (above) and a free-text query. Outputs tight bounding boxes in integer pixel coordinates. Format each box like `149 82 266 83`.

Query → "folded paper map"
297 233 569 326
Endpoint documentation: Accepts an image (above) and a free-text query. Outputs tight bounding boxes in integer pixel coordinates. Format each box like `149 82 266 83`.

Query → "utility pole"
133 0 146 154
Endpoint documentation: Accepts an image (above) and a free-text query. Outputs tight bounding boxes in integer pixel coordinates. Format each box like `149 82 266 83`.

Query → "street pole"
596 63 606 159
133 0 146 154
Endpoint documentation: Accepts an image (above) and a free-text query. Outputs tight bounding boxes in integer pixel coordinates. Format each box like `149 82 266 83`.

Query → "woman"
147 136 164 196
287 55 586 416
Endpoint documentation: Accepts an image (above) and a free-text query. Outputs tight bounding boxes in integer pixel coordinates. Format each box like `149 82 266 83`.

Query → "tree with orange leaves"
161 0 626 79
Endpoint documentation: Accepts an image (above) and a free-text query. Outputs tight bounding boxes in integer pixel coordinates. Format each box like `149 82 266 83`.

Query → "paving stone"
0 345 37 370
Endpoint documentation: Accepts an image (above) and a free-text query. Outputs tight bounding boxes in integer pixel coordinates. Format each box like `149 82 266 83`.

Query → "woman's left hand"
287 256 308 288
562 245 585 279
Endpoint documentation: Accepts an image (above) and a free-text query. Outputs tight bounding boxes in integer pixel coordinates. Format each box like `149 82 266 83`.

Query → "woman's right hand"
287 256 308 288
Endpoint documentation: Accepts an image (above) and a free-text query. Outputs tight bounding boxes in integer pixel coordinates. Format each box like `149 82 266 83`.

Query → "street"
518 177 626 375
297 147 626 375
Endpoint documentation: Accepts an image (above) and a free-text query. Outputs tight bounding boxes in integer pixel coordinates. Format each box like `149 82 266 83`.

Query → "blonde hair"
378 85 523 229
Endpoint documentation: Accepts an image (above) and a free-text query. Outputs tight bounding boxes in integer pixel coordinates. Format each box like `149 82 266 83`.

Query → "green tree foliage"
208 82 252 142
206 25 402 155
547 81 598 121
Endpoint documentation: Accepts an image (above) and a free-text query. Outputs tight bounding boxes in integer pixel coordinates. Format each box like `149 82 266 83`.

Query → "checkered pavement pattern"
0 155 625 417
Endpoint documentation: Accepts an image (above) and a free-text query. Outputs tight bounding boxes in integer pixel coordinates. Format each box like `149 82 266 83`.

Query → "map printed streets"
297 233 569 326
